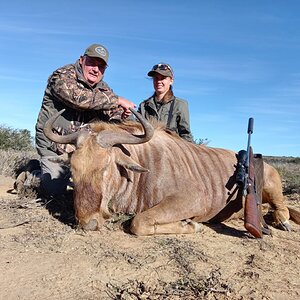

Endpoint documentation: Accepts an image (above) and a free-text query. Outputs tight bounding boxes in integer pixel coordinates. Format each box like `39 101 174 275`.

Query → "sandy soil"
0 175 299 300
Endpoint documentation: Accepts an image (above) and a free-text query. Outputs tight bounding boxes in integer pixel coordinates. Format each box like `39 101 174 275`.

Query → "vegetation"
0 149 38 177
264 156 300 194
0 124 34 151
194 138 210 145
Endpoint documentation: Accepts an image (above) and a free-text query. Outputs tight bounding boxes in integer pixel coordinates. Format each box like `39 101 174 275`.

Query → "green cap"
84 44 109 64
147 63 174 77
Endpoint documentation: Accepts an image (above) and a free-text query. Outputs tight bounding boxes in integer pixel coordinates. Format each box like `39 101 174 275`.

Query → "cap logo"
95 46 107 57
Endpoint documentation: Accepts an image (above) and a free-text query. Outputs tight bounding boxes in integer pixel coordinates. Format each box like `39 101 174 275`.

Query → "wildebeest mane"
89 119 180 140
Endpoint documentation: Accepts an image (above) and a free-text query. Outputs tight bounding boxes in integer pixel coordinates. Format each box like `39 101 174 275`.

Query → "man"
20 44 136 197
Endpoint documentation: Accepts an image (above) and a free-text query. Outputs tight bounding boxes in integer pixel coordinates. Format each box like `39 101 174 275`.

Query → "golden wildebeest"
44 109 300 236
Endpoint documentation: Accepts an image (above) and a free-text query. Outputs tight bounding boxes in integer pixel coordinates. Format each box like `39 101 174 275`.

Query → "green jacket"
35 60 120 157
138 95 193 142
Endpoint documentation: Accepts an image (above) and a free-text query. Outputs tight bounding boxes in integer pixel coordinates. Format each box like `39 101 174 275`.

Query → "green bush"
0 124 34 151
194 138 210 145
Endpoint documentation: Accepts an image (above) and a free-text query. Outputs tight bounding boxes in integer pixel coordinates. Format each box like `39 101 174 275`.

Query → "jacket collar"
146 94 176 104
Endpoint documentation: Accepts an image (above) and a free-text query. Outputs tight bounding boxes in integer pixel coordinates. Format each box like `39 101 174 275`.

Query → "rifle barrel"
248 117 254 134
246 118 254 163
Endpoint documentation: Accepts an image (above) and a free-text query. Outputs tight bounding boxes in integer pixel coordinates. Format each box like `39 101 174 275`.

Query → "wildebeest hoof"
82 219 98 231
194 222 203 232
182 219 202 233
277 220 292 232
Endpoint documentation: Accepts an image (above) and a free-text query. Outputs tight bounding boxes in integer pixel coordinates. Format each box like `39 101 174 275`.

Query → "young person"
138 63 193 142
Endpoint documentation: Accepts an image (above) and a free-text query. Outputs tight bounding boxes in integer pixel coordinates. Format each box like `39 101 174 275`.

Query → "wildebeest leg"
131 215 202 236
263 187 291 231
130 193 210 236
263 164 290 230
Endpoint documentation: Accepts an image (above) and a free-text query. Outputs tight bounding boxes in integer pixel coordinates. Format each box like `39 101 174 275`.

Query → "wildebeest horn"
43 109 81 144
96 108 154 148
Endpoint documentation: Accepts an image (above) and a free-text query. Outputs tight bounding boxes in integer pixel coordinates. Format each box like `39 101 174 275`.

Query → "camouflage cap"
147 63 174 78
84 44 109 64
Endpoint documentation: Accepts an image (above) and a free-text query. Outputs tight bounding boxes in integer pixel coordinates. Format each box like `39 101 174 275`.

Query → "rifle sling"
166 98 176 129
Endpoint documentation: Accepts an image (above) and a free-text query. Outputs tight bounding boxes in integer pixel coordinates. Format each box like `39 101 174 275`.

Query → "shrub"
264 156 300 195
0 124 34 151
194 138 210 145
291 157 300 164
0 149 38 177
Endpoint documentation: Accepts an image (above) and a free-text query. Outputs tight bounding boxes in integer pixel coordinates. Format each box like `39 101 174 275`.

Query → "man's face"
80 56 107 86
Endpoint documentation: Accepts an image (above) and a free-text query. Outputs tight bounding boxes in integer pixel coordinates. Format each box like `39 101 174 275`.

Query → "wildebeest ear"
116 152 149 173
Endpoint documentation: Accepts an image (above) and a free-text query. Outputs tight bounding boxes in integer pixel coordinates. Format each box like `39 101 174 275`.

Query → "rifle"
236 118 264 238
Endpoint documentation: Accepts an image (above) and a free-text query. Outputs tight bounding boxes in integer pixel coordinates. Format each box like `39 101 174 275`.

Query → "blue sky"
0 0 299 157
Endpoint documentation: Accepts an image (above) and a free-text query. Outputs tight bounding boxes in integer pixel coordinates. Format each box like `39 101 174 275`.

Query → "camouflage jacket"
36 60 123 157
138 96 194 142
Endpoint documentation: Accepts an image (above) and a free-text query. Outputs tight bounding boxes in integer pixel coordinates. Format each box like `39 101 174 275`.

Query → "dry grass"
0 149 38 178
264 156 300 194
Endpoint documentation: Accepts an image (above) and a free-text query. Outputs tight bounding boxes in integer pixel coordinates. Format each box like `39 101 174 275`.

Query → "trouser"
39 156 71 197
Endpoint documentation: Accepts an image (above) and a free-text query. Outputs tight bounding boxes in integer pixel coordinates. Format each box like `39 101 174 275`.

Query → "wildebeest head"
44 109 154 230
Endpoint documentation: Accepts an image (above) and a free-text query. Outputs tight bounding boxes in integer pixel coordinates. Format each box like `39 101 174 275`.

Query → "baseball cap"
84 44 109 64
147 63 174 77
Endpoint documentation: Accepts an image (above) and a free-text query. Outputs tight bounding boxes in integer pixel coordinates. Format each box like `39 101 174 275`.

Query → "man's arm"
117 97 136 118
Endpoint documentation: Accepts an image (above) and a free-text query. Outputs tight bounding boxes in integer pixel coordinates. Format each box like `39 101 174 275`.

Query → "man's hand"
117 97 136 119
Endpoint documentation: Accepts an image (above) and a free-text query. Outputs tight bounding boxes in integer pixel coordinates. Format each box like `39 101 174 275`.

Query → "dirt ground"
0 174 299 300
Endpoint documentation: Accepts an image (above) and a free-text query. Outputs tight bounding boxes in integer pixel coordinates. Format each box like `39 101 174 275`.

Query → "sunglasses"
153 64 172 72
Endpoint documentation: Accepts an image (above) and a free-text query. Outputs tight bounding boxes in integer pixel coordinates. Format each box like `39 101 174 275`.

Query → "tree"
0 125 34 150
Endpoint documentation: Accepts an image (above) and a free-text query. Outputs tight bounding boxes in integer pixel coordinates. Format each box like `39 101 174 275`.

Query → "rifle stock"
244 186 262 238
